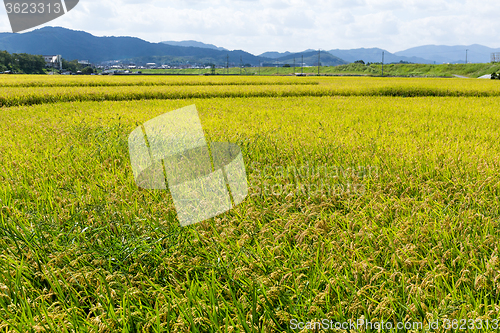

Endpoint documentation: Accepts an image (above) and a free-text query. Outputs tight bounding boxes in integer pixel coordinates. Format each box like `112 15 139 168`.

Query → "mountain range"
327 48 432 64
259 48 432 64
394 44 500 64
161 40 228 51
0 27 499 65
264 50 347 67
0 27 264 66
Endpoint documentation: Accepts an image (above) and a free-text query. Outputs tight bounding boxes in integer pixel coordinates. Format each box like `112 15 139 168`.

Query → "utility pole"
258 58 260 75
240 56 242 75
276 60 279 75
318 49 320 76
301 55 303 75
293 57 295 74
465 49 468 64
381 51 384 76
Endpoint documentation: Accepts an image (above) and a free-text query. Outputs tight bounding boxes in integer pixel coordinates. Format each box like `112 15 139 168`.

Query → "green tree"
0 51 48 74
62 59 82 73
13 53 45 74
0 51 12 72
81 66 95 74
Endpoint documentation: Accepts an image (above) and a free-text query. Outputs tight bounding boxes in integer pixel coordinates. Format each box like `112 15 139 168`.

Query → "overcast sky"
1 0 499 55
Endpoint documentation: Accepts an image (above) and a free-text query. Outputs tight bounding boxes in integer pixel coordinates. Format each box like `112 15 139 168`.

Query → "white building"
43 55 62 70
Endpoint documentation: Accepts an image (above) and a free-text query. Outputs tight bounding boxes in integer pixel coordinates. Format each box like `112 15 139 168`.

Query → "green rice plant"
0 77 500 331
2 77 500 108
0 75 320 88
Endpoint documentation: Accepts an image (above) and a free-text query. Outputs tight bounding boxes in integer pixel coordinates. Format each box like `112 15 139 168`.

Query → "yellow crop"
0 75 499 331
1 76 500 107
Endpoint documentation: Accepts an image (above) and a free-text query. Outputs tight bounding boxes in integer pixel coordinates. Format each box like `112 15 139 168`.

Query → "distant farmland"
125 62 500 78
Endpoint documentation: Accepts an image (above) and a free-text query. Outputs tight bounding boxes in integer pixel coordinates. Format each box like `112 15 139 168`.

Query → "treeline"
61 59 96 74
0 50 46 74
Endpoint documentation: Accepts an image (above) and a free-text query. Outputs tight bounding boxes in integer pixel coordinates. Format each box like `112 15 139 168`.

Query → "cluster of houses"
43 55 95 74
97 62 220 70
40 55 235 74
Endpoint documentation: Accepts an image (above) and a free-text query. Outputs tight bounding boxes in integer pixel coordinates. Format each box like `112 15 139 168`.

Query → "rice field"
3 77 500 108
0 75 500 332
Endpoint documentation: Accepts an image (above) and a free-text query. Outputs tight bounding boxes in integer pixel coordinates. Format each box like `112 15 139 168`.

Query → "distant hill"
161 40 227 51
0 27 268 65
394 44 500 64
328 48 432 64
258 51 292 59
1 27 497 66
262 45 500 65
274 51 347 67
